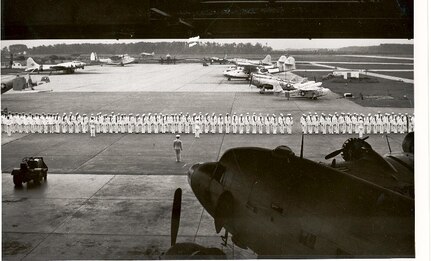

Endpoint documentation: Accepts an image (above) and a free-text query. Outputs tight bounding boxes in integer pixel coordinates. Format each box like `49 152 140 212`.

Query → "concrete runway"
2 174 255 260
6 64 255 93
2 63 414 259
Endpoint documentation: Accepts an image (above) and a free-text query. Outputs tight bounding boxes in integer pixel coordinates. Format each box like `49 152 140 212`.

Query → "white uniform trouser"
287 124 292 134
301 124 306 134
195 125 200 138
90 125 96 137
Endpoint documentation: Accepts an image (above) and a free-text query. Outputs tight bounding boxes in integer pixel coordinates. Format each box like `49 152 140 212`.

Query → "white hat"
176 135 180 138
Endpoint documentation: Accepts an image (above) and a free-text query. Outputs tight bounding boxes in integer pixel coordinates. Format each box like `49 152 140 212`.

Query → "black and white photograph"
1 0 428 260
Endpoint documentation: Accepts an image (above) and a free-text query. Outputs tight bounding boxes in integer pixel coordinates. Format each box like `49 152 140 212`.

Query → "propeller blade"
325 149 343 160
361 136 369 141
171 188 182 246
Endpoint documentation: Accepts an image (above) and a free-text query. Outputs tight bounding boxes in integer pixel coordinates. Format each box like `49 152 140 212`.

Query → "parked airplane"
25 58 86 74
276 80 329 100
205 54 229 64
141 51 155 57
249 73 294 91
224 55 297 81
250 72 328 99
223 65 269 81
166 133 414 258
230 54 272 67
98 54 135 66
1 76 16 94
160 54 177 64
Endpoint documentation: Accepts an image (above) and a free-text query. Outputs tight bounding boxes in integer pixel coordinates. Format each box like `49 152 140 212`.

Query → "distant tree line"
1 43 413 60
3 42 273 56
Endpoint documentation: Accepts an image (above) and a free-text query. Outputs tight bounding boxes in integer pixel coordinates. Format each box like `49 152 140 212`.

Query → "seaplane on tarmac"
223 55 296 81
25 58 86 74
165 132 414 258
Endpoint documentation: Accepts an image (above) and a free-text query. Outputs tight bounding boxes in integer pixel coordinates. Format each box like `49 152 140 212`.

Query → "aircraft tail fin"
284 56 296 71
277 55 287 71
262 54 271 65
25 58 39 71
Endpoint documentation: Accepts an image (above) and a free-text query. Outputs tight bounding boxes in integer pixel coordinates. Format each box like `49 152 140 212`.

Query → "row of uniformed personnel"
1 112 295 136
300 112 414 135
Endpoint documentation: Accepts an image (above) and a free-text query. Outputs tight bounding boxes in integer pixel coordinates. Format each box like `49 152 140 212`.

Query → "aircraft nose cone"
187 163 201 186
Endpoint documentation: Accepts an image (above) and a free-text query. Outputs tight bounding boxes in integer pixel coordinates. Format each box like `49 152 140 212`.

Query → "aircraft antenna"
385 135 392 154
300 134 304 159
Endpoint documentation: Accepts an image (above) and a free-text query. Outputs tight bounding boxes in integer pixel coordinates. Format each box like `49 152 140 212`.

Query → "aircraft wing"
296 82 323 91
271 71 305 83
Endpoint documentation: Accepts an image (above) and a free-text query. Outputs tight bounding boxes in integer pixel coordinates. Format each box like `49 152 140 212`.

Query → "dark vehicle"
11 157 48 186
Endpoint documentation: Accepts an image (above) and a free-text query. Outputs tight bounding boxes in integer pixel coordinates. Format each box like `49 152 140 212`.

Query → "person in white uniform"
225 113 231 134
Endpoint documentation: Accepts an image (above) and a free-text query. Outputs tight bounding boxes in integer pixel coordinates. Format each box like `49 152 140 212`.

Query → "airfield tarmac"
2 62 413 259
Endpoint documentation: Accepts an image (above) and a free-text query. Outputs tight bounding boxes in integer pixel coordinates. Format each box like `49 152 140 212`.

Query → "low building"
332 69 360 79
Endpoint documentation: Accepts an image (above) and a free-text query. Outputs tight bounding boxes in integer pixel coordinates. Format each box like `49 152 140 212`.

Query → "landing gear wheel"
300 91 306 97
13 175 23 187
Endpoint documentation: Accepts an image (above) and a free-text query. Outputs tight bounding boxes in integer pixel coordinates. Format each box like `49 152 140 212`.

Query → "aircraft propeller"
171 188 182 246
164 187 227 259
325 136 398 173
325 136 369 160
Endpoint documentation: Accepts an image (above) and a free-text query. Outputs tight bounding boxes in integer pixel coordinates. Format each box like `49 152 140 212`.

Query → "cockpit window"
213 163 225 183
200 163 217 174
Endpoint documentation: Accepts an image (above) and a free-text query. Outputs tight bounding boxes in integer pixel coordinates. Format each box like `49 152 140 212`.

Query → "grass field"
370 71 414 80
295 71 414 108
292 54 413 63
316 63 413 70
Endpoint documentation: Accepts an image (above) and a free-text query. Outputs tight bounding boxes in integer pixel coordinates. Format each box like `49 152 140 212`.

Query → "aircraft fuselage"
188 146 414 258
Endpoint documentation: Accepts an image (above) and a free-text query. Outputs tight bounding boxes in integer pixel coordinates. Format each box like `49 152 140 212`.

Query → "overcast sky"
1 39 413 50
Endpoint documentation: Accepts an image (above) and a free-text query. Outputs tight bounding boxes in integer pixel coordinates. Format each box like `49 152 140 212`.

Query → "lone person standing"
173 135 183 162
